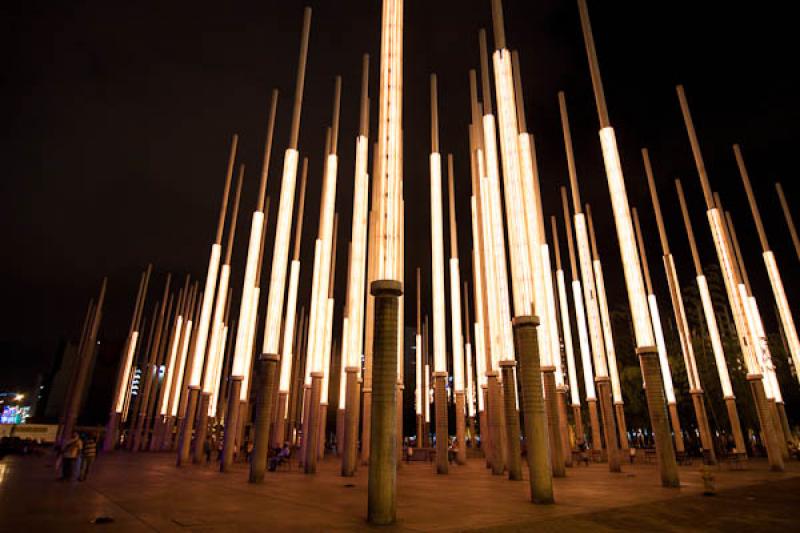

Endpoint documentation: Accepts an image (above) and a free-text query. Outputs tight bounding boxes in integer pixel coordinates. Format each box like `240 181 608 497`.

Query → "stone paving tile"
1 452 798 532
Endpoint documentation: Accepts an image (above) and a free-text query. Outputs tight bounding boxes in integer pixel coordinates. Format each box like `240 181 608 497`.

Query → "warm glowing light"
748 296 783 403
542 246 561 382
114 331 139 413
424 363 431 423
209 325 228 416
557 271 580 406
572 280 596 400
647 294 676 404
663 255 701 391
321 298 334 403
159 318 183 415
430 152 447 373
479 176 500 369
279 261 301 392
305 240 323 383
763 251 800 379
171 320 193 417
599 127 654 348
575 214 608 377
232 211 265 377
240 286 261 401
346 135 369 372
593 260 622 403
696 275 734 397
465 342 475 416
203 264 230 393
263 149 300 355
474 323 486 411
449 258 465 391
415 333 422 415
190 243 222 387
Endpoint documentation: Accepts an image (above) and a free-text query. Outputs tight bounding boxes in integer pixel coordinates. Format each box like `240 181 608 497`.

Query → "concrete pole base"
103 412 120 452
544 369 566 477
193 393 211 464
478 406 490 465
667 402 685 454
361 388 372 465
690 390 716 465
777 402 793 447
396 384 404 464
177 387 200 467
367 279 401 525
455 391 467 465
342 368 360 477
557 390 572 467
724 396 746 455
486 374 504 475
767 399 789 459
614 402 629 451
637 347 680 487
336 408 345 456
415 414 424 449
587 398 602 458
272 392 289 449
596 377 621 473
250 354 280 483
512 315 554 504
299 384 311 467
500 361 523 481
220 378 242 472
747 375 784 471
433 372 449 475
572 404 584 449
304 374 323 474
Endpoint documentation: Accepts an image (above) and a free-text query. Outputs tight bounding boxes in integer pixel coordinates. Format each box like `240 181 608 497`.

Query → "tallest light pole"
368 0 403 524
577 0 678 487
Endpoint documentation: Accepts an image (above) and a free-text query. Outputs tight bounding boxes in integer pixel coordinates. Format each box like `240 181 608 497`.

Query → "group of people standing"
58 431 96 482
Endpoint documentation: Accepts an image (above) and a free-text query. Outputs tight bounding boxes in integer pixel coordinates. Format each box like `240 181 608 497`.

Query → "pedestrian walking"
79 434 97 481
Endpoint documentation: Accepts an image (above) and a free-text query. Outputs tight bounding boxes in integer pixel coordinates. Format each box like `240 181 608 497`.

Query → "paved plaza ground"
1 451 798 531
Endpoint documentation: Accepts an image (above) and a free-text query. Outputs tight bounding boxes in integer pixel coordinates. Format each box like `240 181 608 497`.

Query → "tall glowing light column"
490 0 552 499
561 188 596 450
676 85 783 471
414 269 424 446
429 74 450 476
176 133 237 466
642 150 715 462
584 206 627 451
368 0 403 524
578 0 676 485
273 158 308 449
674 179 745 454
559 92 619 472
342 54 370 476
734 145 800 385
446 154 467 466
105 265 151 451
775 183 800 263
463 282 477 441
552 216 581 463
631 207 685 454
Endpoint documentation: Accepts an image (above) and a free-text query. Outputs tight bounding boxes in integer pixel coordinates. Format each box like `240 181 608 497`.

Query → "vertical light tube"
190 244 222 387
430 149 447 373
232 212 264 378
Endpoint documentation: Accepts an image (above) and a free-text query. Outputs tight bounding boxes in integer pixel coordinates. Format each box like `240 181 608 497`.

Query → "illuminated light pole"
60 278 107 447
468 68 495 470
477 26 511 478
319 214 340 462
510 50 565 476
429 74 450 475
674 179 746 454
560 188 597 453
127 305 157 437
490 0 552 500
165 284 198 449
558 91 620 472
446 153 467 465
209 288 232 422
584 206 628 452
105 265 151 451
57 298 95 445
132 274 172 452
367 0 403 523
174 131 237 464
414 269 424 448
141 291 175 451
734 145 800 386
551 216 579 465
676 84 783 471
631 207 685 455
339 55 371 476
642 150 715 463
577 0 676 485
463 282 478 443
775 183 800 263
722 206 790 458
424 316 431 446
273 158 308 449
151 280 188 450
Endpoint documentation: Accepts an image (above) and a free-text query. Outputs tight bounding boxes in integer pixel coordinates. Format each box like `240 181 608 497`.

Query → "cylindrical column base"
597 377 621 473
557 390 572 467
336 408 345 456
367 280 400 525
416 414 424 448
342 368 360 476
455 391 467 465
250 354 280 483
478 403 490 465
691 390 716 465
487 373 504 475
103 412 120 452
587 398 602 458
513 316 553 504
500 361 522 481
748 375 784 471
433 372 449 475
572 404 584 449
724 396 746 455
667 402 685 454
361 388 372 465
638 347 680 488
272 392 288 449
396 384 404 464
767 399 788 459
193 393 211 464
220 378 242 472
318 403 328 461
299 384 311 466
304 373 323 474
177 387 200 467
778 402 793 447
614 402 629 451
544 369 566 477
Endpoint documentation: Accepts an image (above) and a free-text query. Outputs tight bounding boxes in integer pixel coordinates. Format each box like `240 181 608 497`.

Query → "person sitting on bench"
269 442 291 471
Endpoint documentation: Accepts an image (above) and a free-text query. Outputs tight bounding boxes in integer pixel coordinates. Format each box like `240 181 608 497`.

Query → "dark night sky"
1 1 797 392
